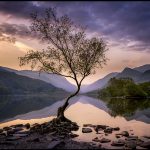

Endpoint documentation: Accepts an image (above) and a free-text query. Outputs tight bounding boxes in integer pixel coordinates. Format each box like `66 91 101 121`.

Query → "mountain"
138 70 150 83
133 64 150 72
116 67 150 83
0 68 69 96
81 64 150 93
116 67 141 81
0 66 76 92
80 72 118 93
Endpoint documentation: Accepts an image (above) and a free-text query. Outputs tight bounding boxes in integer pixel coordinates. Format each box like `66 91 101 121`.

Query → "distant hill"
133 64 150 72
116 67 141 81
80 72 118 93
0 66 76 92
0 68 69 96
81 64 150 93
0 64 150 94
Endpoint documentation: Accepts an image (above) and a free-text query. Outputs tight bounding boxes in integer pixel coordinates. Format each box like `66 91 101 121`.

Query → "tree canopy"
19 8 108 88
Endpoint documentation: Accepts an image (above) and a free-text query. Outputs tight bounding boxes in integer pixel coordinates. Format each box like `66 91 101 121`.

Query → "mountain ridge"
0 64 150 93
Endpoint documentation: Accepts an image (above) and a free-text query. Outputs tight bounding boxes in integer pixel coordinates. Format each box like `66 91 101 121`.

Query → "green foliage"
139 82 150 96
103 98 150 117
99 78 148 98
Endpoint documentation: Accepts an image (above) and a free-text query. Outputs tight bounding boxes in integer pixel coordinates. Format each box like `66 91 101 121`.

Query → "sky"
0 1 150 85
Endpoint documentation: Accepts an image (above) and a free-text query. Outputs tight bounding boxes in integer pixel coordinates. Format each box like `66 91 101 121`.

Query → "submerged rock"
104 127 113 134
82 128 92 133
121 131 129 137
140 141 150 148
92 137 101 142
111 139 125 146
116 135 121 138
0 129 3 133
113 127 120 131
100 138 111 143
125 141 136 149
126 136 138 141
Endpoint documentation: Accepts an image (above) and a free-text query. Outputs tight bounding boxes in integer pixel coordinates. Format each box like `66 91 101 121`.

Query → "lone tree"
19 8 108 122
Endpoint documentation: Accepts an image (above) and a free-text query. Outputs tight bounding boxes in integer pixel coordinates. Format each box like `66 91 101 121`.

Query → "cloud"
0 1 150 52
0 23 29 38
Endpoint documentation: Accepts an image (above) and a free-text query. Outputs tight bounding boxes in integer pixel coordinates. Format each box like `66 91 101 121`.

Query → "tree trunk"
56 86 80 122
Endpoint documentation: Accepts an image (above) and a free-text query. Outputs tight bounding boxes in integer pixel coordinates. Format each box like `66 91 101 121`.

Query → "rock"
69 133 79 138
7 127 24 136
47 140 63 149
7 129 16 135
32 123 40 127
32 138 40 142
136 139 144 146
71 125 79 131
0 132 6 137
104 127 113 134
121 131 129 137
12 124 24 128
92 137 101 142
13 127 24 132
111 140 125 146
126 136 138 141
143 136 150 139
30 124 41 132
116 135 121 138
3 126 11 131
27 137 40 142
82 128 92 133
83 124 94 127
48 131 57 136
13 133 28 137
96 125 107 130
16 130 30 134
125 141 136 149
6 136 21 141
100 138 111 143
140 141 150 148
113 127 120 131
0 141 15 145
25 123 30 129
0 129 3 133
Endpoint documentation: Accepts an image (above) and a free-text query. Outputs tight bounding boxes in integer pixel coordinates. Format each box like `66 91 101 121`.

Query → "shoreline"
0 120 150 149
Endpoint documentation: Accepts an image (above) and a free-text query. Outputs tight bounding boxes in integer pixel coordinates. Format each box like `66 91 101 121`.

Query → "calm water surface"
0 95 150 148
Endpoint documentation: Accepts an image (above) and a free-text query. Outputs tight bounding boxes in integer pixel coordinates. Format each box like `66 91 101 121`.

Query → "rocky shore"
0 120 150 149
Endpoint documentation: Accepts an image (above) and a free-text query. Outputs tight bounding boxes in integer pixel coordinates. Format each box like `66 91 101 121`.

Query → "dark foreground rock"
82 128 92 133
140 141 150 148
0 121 149 149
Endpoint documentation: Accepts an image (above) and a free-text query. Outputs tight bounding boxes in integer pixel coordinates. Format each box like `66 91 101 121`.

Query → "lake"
0 95 150 148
